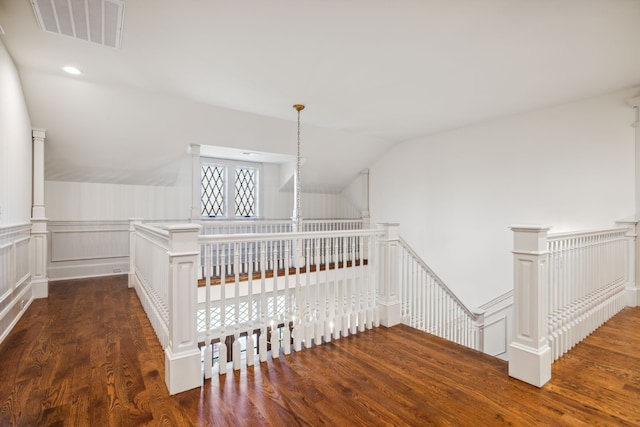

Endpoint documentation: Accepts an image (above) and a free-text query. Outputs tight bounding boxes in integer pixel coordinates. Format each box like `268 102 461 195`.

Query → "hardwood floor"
0 275 638 426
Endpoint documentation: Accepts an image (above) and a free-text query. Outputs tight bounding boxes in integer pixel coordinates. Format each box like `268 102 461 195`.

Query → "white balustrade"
197 228 382 376
510 224 634 387
397 237 484 351
546 227 629 361
129 218 485 395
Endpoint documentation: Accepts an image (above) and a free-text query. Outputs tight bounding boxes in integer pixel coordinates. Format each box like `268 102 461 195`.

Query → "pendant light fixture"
293 104 305 231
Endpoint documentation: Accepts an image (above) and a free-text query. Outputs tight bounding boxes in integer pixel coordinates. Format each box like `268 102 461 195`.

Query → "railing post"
471 308 485 352
128 218 143 288
617 219 638 307
165 224 201 395
377 223 401 327
508 225 552 387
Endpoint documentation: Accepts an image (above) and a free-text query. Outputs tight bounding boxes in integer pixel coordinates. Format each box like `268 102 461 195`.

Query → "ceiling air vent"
31 0 125 49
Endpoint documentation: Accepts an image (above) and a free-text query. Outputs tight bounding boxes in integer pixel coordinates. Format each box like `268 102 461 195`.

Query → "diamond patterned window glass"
201 165 225 217
235 167 256 217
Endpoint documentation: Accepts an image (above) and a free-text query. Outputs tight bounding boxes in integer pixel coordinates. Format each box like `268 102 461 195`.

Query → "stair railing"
397 238 484 351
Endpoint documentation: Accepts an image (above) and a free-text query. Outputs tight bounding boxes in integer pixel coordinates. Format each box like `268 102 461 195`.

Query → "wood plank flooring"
0 275 638 426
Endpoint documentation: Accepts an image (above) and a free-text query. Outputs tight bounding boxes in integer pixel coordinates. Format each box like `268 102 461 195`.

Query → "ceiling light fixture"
62 66 82 75
293 104 305 231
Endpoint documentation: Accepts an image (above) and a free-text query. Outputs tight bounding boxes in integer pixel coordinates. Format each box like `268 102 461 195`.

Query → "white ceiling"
1 0 640 190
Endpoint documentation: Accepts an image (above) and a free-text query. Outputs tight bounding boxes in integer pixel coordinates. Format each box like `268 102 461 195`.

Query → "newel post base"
378 222 401 327
165 224 201 395
30 218 48 299
165 347 202 395
508 342 552 387
508 225 552 388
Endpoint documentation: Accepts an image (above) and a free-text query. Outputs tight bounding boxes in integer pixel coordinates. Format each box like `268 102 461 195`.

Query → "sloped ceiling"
1 0 639 190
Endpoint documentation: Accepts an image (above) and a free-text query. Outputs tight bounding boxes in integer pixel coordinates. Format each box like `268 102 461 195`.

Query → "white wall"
371 88 636 308
0 42 32 226
45 180 191 221
0 39 34 344
45 158 360 222
226 162 361 220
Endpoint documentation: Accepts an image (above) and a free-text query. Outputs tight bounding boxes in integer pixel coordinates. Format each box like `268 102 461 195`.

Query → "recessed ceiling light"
242 152 255 156
62 66 82 75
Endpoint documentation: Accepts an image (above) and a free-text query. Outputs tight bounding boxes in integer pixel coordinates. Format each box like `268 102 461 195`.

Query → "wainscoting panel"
480 290 513 360
51 229 128 261
48 221 130 280
0 223 33 346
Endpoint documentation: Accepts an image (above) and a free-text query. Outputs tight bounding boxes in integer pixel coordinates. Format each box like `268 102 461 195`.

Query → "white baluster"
283 322 292 355
271 320 280 359
204 243 212 379
259 327 268 362
218 339 227 376
219 245 228 376
246 331 255 367
232 333 241 371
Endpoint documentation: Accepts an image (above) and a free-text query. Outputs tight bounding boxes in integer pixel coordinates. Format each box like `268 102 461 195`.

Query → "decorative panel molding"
480 290 513 360
15 237 30 287
51 229 128 262
0 223 33 346
48 220 130 280
0 242 11 302
484 316 508 357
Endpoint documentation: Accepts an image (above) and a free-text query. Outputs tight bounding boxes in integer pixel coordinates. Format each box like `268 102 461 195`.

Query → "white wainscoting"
480 290 513 360
0 223 33 345
48 221 130 280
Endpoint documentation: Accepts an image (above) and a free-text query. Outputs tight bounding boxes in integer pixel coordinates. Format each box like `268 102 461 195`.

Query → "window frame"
200 157 262 220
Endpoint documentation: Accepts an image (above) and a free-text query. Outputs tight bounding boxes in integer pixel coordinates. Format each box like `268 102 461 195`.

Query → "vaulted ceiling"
1 0 640 190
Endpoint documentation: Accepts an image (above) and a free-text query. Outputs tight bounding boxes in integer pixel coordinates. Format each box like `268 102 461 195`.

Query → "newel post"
128 218 143 288
377 223 401 327
165 224 201 395
471 308 486 352
508 225 552 387
617 219 638 307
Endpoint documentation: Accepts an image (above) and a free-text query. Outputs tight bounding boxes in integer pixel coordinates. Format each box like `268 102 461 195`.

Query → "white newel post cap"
167 224 201 253
510 225 551 253
379 222 400 240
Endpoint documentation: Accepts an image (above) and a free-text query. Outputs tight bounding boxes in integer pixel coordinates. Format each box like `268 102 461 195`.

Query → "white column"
164 224 201 395
508 225 552 387
617 219 638 306
628 95 640 306
190 144 201 222
377 223 401 327
31 128 48 299
128 218 143 288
